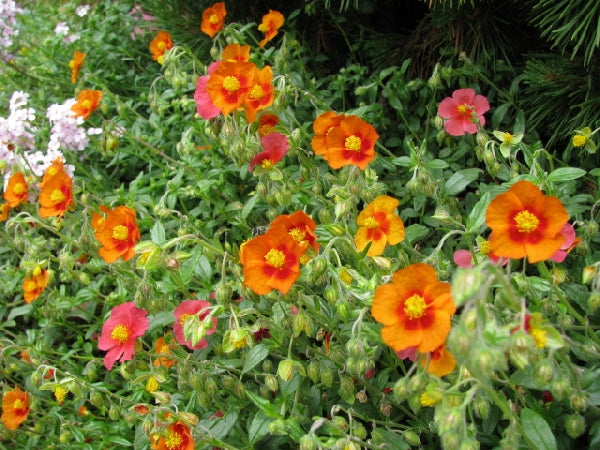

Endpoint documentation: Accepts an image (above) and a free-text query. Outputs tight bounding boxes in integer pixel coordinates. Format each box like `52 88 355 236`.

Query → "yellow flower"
572 134 587 147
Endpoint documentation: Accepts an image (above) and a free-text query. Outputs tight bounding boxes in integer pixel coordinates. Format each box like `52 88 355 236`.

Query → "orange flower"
222 43 251 62
200 2 226 38
241 227 305 295
258 10 285 48
150 31 173 65
69 50 86 83
258 113 279 137
423 344 456 377
371 263 456 353
207 61 257 116
4 172 28 207
354 195 405 256
39 169 74 219
245 66 274 123
323 115 378 169
270 210 319 254
0 203 9 221
40 158 65 188
152 420 194 450
71 89 102 120
311 111 345 156
22 266 50 303
485 180 569 263
153 335 176 368
1 387 29 430
93 205 141 263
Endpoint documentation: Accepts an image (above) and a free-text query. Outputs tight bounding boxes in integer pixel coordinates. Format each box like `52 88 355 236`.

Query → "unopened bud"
264 374 279 392
569 392 588 412
277 359 294 381
403 430 421 446
588 291 600 312
108 405 120 421
339 376 355 404
564 414 586 439
533 360 554 387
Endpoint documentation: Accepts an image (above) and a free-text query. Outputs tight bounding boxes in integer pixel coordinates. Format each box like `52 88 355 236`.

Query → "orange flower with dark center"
206 61 257 115
258 10 285 48
270 210 319 254
4 172 28 207
258 113 279 137
311 111 345 156
93 205 140 263
0 203 9 221
241 227 305 295
222 43 251 62
355 195 405 256
71 89 102 120
245 66 274 123
323 115 379 169
22 266 50 303
200 2 226 38
372 263 456 353
39 170 74 219
485 180 569 263
152 421 194 450
153 335 176 368
1 387 30 430
150 31 173 65
69 50 86 83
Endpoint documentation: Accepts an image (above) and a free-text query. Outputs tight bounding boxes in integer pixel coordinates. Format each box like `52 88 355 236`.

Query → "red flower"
438 88 490 136
92 205 140 263
258 113 279 137
249 132 290 171
172 300 217 350
258 10 285 48
98 302 149 370
485 180 569 263
550 223 580 262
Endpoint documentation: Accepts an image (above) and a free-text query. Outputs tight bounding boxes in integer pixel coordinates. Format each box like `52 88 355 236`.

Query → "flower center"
157 41 166 51
456 104 472 115
479 240 492 255
264 248 285 269
13 182 26 195
13 399 25 411
363 216 378 228
261 159 274 169
164 429 183 449
112 224 129 241
159 344 170 353
404 294 427 320
82 99 91 109
289 227 306 242
573 135 587 147
514 210 540 233
209 13 219 24
50 188 65 203
502 132 513 143
110 324 130 344
259 124 274 136
222 76 240 93
47 167 58 177
345 135 362 152
530 328 547 349
69 60 75 69
24 280 37 292
250 85 264 99
179 312 192 326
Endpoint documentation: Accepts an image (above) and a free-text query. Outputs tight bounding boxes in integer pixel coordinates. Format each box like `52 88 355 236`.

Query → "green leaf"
241 344 270 375
491 103 510 129
520 408 557 450
391 156 412 167
466 192 491 234
428 159 449 169
195 254 213 281
248 411 272 444
8 304 33 321
547 167 586 182
444 169 482 196
246 390 281 419
150 221 166 244
404 224 429 245
242 194 258 220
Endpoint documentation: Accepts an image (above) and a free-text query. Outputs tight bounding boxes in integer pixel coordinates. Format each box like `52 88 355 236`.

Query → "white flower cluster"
1 91 101 178
0 0 23 60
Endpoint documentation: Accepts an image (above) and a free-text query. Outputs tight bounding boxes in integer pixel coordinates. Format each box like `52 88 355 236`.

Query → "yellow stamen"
514 210 540 233
82 100 91 109
112 224 129 241
404 294 427 320
179 313 192 326
159 344 170 354
145 376 159 393
264 248 285 269
457 104 470 114
47 167 58 177
289 227 306 242
50 188 65 203
300 254 311 265
502 132 513 144
363 216 378 228
13 182 26 195
261 159 274 169
157 41 166 51
164 428 183 449
69 60 75 69
209 13 219 24
479 240 492 255
222 76 240 93
345 135 362 152
24 280 37 292
110 324 130 344
249 85 264 99
572 134 587 147
530 328 547 349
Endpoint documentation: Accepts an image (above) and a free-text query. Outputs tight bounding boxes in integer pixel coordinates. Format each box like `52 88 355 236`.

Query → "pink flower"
249 132 290 171
453 249 474 268
98 302 149 370
438 88 490 136
551 223 580 262
194 62 221 119
173 300 217 350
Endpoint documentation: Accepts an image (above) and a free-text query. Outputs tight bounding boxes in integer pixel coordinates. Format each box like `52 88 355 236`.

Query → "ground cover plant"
1 0 600 448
